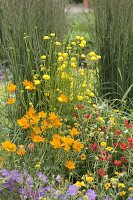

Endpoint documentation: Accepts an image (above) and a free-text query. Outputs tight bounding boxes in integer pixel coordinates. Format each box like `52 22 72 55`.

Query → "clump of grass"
92 0 133 103
0 0 68 82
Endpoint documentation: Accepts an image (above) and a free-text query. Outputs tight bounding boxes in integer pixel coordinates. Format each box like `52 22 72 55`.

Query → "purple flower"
85 189 97 200
38 172 48 183
128 198 133 200
67 185 78 196
56 174 61 183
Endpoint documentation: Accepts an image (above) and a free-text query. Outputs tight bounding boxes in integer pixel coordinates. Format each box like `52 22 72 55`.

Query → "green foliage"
92 0 133 103
0 0 68 80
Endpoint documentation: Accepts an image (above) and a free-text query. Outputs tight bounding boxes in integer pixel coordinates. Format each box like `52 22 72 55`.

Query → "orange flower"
58 94 67 103
65 160 75 170
61 136 74 151
80 154 86 160
38 111 47 118
70 128 80 137
17 146 26 156
32 135 45 143
49 112 61 128
7 97 16 105
32 126 42 135
50 134 62 149
23 80 35 90
2 141 16 152
7 83 16 93
73 140 84 152
17 117 30 129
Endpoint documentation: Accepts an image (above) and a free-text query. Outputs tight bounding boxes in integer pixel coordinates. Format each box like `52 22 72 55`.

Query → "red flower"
124 119 132 128
119 142 127 150
128 143 133 149
115 130 122 135
76 104 84 109
114 142 119 147
99 156 108 161
85 114 91 119
127 137 133 143
95 114 100 118
98 168 106 176
89 142 98 151
121 156 127 163
114 160 121 166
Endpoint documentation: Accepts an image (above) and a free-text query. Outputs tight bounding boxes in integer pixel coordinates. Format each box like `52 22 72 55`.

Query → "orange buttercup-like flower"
61 136 74 151
58 94 67 103
22 80 35 90
50 134 62 149
38 111 47 118
49 112 61 128
70 128 79 137
32 135 45 143
7 98 16 105
65 160 76 170
7 83 16 93
17 146 26 156
73 140 84 152
17 117 30 129
2 141 16 152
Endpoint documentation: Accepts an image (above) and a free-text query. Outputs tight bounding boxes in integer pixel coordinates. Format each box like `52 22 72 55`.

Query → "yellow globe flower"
42 74 50 80
41 55 46 60
100 142 107 147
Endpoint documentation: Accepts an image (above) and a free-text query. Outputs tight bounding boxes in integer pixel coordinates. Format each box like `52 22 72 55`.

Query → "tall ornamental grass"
92 0 133 103
0 0 68 82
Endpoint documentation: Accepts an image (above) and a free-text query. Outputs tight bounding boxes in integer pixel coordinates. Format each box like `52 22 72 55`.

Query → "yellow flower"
118 191 126 196
2 141 16 152
50 33 55 37
7 98 16 105
79 40 86 48
61 72 68 79
106 146 113 151
118 183 126 188
100 142 107 147
104 183 111 190
90 56 97 61
76 35 81 40
65 160 75 170
128 187 133 191
35 162 41 168
58 94 67 103
71 62 76 68
41 55 46 60
75 181 85 187
81 54 86 58
71 41 76 46
97 117 105 123
43 36 50 40
82 83 87 88
80 154 86 160
88 52 96 57
42 74 50 80
34 80 41 85
55 41 61 46
58 56 64 62
85 176 94 183
77 95 83 101
89 92 95 97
